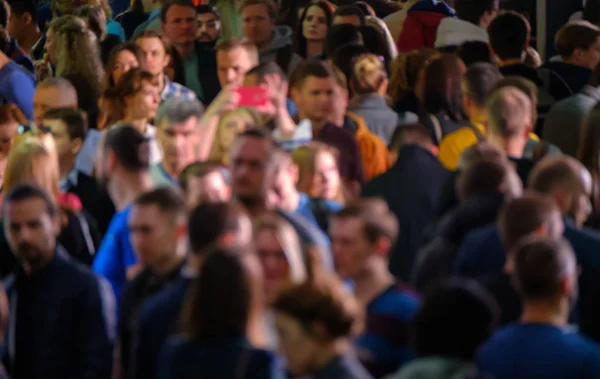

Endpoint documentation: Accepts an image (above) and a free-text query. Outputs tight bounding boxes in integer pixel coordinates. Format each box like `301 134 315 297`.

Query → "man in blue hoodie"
240 0 301 75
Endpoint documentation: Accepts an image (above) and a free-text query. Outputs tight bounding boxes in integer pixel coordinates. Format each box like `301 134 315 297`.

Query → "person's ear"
163 53 171 69
175 222 188 239
534 224 549 237
290 87 300 104
23 12 33 26
554 188 573 214
374 237 391 257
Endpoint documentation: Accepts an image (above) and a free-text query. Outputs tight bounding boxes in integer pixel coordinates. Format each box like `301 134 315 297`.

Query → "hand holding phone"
236 86 269 108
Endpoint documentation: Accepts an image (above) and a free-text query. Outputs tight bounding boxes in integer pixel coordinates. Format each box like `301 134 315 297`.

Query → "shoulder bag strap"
428 114 443 144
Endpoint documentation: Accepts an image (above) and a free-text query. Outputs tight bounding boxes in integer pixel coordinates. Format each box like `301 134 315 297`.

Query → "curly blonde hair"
49 15 105 89
351 53 387 95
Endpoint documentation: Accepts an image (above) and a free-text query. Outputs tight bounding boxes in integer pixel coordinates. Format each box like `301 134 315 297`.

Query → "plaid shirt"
160 79 197 103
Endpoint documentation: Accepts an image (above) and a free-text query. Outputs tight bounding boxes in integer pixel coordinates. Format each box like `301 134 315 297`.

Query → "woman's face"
112 50 139 86
45 29 57 64
127 80 160 120
0 121 18 159
311 151 340 201
256 228 289 304
302 6 328 42
274 312 320 375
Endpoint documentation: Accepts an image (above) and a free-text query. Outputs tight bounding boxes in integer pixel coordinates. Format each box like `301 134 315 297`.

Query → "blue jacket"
2 249 116 379
455 219 600 343
134 276 193 379
158 335 285 379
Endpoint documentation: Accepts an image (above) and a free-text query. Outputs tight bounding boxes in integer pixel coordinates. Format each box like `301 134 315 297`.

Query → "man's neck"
488 135 525 159
151 248 187 276
59 158 75 181
352 262 395 305
161 159 185 180
122 117 148 134
280 190 300 213
156 71 166 92
175 43 195 59
306 40 323 58
237 196 269 219
521 299 569 328
256 31 275 52
18 29 41 54
110 173 153 210
23 249 55 276
498 58 524 68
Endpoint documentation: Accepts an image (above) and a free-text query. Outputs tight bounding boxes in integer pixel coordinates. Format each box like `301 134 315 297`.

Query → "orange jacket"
347 113 391 180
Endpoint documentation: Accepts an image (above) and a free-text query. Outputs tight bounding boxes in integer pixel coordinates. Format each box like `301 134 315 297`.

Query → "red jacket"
396 0 456 52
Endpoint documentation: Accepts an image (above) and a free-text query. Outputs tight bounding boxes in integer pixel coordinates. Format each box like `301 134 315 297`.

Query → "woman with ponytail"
348 54 399 145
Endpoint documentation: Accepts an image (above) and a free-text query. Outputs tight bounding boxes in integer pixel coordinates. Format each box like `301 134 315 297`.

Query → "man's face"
197 12 221 42
158 116 198 174
186 171 231 207
241 4 275 48
42 118 80 163
332 14 361 26
577 37 600 69
162 5 198 46
4 198 60 266
137 37 170 76
329 216 372 279
292 76 334 123
33 87 76 126
217 47 255 87
128 204 181 267
571 168 593 227
229 137 273 203
7 8 28 40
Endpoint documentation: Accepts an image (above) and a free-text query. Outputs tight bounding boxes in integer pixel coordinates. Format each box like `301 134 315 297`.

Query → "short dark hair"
188 202 248 255
555 21 600 59
513 236 576 301
179 161 223 191
456 41 493 66
388 123 433 152
332 5 365 25
239 0 278 19
528 156 585 195
457 159 516 201
332 198 399 245
103 125 150 172
3 184 58 217
488 11 530 60
498 193 562 251
414 278 499 361
161 0 196 23
290 59 333 90
454 0 498 25
42 108 88 142
324 24 362 58
133 187 187 219
182 249 262 338
245 61 286 84
463 62 503 106
6 0 37 22
196 4 220 20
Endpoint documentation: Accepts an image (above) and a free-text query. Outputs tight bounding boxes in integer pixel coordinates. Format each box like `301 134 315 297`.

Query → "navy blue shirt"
312 355 373 379
478 323 600 379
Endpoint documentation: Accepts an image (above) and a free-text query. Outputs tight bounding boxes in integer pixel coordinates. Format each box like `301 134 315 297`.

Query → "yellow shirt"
438 118 539 170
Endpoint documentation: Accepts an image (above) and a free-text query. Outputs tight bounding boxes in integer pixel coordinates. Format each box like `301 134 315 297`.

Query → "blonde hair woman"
209 108 261 164
1 136 101 266
292 142 344 205
349 53 399 145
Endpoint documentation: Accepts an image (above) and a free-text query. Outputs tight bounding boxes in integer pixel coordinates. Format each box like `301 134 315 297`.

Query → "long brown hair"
388 48 440 106
103 42 143 91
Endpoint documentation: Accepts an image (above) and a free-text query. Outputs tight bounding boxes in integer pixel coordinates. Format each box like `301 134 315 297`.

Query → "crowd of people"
2 0 600 378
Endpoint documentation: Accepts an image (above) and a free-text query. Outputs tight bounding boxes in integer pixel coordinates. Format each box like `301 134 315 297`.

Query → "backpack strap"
467 123 485 142
428 114 443 144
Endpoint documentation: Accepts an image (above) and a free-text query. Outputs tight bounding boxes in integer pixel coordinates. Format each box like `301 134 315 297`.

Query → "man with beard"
92 126 154 303
229 128 333 270
1 184 115 379
196 5 221 47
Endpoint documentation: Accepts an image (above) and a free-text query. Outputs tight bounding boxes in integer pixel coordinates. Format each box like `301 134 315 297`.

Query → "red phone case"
237 87 269 107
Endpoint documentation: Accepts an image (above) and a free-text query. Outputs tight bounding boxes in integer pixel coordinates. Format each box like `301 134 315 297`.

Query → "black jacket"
413 193 506 292
171 41 221 105
2 248 115 379
362 144 449 280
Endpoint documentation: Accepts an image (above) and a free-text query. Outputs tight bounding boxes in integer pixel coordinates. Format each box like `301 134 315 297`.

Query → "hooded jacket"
434 17 489 50
259 25 302 75
396 0 456 52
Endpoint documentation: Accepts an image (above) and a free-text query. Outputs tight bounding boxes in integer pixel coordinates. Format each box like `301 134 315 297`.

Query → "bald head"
486 86 532 138
529 156 593 227
33 78 78 126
